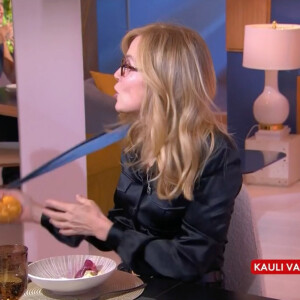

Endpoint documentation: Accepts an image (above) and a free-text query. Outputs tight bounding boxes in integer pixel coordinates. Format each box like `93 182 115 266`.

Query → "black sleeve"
103 144 242 280
41 214 85 247
40 140 242 281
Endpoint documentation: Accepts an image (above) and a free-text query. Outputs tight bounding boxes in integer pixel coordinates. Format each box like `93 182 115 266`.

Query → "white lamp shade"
243 24 300 70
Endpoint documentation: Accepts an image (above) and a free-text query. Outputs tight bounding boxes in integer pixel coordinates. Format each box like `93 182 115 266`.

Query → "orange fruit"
0 195 22 223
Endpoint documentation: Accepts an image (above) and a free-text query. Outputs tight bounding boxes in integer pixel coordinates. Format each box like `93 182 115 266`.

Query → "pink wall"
12 0 88 261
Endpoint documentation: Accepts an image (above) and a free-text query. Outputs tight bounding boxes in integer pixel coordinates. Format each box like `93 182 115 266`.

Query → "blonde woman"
6 23 242 285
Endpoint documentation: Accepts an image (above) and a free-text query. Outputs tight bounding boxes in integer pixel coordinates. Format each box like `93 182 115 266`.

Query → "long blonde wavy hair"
120 23 229 201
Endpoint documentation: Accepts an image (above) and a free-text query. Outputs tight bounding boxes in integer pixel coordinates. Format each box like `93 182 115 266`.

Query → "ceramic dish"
28 255 117 295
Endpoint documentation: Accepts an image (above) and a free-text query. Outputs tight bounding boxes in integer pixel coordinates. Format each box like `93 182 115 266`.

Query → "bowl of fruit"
28 255 117 294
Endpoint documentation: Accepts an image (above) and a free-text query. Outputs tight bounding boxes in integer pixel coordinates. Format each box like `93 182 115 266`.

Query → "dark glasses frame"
120 57 138 76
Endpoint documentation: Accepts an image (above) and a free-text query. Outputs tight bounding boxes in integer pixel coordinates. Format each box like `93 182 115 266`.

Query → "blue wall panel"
129 0 227 75
271 0 300 24
96 0 227 110
227 53 263 148
97 0 127 73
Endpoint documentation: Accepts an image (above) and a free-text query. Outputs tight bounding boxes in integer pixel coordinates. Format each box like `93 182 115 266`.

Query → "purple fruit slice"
75 259 98 278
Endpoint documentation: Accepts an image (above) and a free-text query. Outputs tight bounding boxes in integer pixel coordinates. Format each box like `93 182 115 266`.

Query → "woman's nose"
114 68 121 80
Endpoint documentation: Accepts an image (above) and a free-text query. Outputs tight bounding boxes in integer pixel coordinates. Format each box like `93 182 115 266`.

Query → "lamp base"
244 132 300 186
259 124 284 131
254 126 290 140
253 70 289 127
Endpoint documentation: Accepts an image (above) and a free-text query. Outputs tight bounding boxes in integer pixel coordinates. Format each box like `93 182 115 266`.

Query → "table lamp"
243 22 300 134
243 22 300 186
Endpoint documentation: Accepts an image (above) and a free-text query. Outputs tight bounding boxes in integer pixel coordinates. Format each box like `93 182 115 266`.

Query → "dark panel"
97 0 127 73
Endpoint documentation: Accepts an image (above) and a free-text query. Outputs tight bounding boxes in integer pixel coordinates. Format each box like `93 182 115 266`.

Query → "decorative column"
12 0 88 261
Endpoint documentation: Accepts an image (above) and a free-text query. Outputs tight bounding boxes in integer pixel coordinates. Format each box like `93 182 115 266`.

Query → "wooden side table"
245 132 300 186
0 87 18 118
0 142 19 167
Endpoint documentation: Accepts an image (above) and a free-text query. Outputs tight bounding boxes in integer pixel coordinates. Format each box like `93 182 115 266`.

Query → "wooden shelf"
226 0 271 52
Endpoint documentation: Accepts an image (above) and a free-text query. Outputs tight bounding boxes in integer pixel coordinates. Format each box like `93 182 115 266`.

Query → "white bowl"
28 255 117 295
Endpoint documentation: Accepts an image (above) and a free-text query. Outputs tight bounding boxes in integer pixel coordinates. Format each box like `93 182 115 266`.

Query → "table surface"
0 86 18 117
138 276 278 300
239 149 285 174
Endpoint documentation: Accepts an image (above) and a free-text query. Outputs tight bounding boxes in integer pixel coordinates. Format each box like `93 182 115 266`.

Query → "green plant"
3 0 12 23
2 0 13 53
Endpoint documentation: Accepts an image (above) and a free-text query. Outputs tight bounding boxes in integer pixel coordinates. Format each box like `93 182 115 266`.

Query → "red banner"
251 260 300 274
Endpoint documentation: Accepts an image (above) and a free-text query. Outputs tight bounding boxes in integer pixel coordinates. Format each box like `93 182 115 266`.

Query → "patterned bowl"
28 255 117 295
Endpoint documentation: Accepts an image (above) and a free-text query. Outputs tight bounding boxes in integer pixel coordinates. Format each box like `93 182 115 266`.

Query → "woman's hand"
43 195 113 241
0 189 43 223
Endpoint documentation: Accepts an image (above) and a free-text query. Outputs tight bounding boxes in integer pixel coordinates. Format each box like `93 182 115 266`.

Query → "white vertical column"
12 0 88 261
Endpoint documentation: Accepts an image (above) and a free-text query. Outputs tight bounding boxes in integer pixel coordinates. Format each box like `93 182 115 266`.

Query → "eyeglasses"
120 57 138 77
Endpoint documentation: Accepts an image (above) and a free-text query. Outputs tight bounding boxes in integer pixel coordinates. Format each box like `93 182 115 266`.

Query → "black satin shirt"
41 132 242 282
